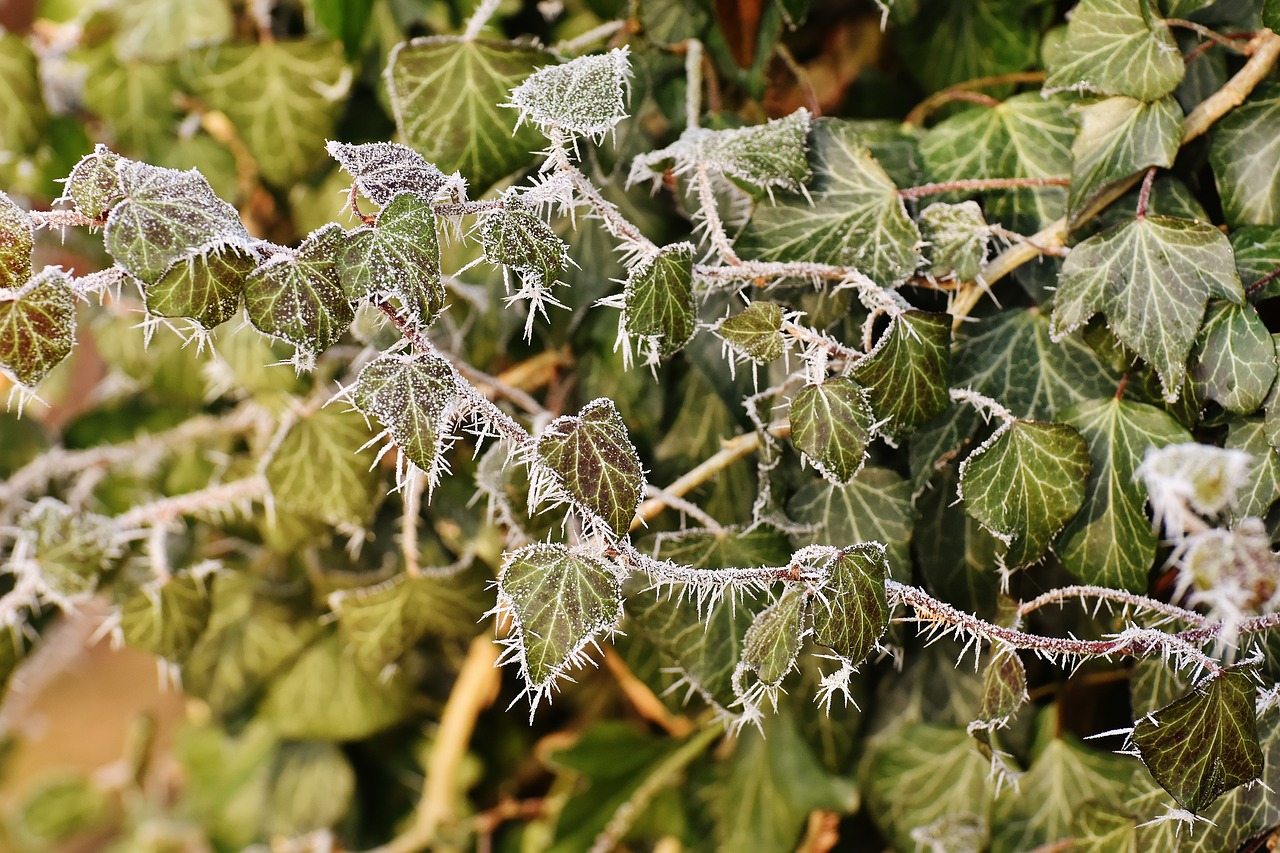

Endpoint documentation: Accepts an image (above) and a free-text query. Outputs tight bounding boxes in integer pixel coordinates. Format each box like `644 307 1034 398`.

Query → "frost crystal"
1139 442 1251 536
506 47 632 140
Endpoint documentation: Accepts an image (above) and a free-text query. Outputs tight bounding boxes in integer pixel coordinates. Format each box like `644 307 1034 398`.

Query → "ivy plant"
3 0 1280 850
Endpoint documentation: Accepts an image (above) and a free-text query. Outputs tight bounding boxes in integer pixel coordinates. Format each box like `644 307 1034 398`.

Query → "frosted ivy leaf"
479 196 568 289
146 241 259 330
0 267 76 388
352 352 458 482
629 108 813 194
789 377 875 485
507 47 631 140
18 499 121 605
244 223 352 358
811 543 890 666
741 587 806 687
0 191 33 289
338 191 444 327
715 300 785 364
63 145 125 219
325 140 459 207
622 242 696 360
1139 442 1251 533
919 201 989 282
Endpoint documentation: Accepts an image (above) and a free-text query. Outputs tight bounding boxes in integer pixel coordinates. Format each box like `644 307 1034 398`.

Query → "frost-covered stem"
618 543 812 587
988 225 1070 258
555 19 629 55
631 424 791 530
685 39 703 130
116 476 267 527
949 388 1015 424
1135 167 1157 220
898 176 1070 201
29 209 105 229
887 581 1225 676
432 199 506 218
1176 610 1280 645
1164 18 1253 54
401 469 425 578
147 525 172 584
902 71 1046 125
783 320 860 362
1017 585 1212 627
693 165 741 264
587 724 722 853
462 0 503 40
349 184 375 225
452 358 550 421
564 167 658 254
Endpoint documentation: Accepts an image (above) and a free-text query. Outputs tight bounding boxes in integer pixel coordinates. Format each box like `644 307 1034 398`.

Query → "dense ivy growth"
2 0 1280 850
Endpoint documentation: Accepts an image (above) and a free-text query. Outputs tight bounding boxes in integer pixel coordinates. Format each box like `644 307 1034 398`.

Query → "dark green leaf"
480 198 568 288
1232 225 1280 300
811 543 889 664
0 191 32 290
0 267 76 388
536 398 644 535
353 352 457 477
339 191 443 326
959 419 1091 567
716 300 785 364
1210 82 1280 227
1058 398 1191 591
623 242 696 359
789 377 874 484
1044 0 1183 100
146 243 257 329
498 542 623 690
737 119 922 287
386 37 554 192
1132 666 1263 812
1051 215 1245 401
742 587 806 686
326 140 452 206
64 146 125 219
1190 300 1276 414
1225 418 1280 520
973 651 1027 732
264 405 383 528
1068 95 1182 220
894 0 1049 93
851 309 951 441
788 467 919 582
244 223 353 357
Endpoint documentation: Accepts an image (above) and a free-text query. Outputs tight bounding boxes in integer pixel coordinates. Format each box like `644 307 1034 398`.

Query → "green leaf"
64 146 125 219
742 587 806 686
507 47 631 138
1132 667 1264 813
0 190 33 289
0 267 76 388
104 159 249 284
19 499 118 602
864 723 994 853
1210 82 1280 227
851 310 951 441
265 405 383 528
111 0 233 63
959 419 1091 567
1225 417 1280 520
498 543 623 691
480 197 568 288
811 543 890 664
649 525 794 574
787 467 919 582
339 192 443 326
326 140 453 207
1190 300 1277 414
537 398 645 536
737 119 922 287
245 223 353 357
973 651 1027 731
920 201 989 282
120 571 212 661
894 0 1049 93
914 464 1003 618
919 93 1074 233
78 53 180 162
789 377 875 484
1051 215 1245 401
386 37 554 193
1044 0 1183 100
1057 398 1191 591
8 773 110 850
715 300 785 364
1068 96 1182 220
260 631 413 740
264 741 356 837
1232 225 1280 300
623 242 696 359
330 571 486 675
0 32 48 161
146 243 257 329
353 352 457 477
182 39 350 187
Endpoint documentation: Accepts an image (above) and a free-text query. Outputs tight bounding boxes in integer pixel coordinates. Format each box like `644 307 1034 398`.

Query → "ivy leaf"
1232 226 1280 300
0 191 32 289
811 543 890 665
104 159 249 284
507 47 631 139
851 310 951 441
480 198 568 288
1057 398 1191 592
788 467 919 582
182 39 350 187
741 588 806 686
715 300 785 364
894 0 1049 94
919 93 1074 233
1043 0 1184 101
0 33 48 165
1225 418 1280 521
78 52 180 162
111 0 233 63
498 543 623 691
64 146 124 219
536 398 644 535
736 120 922 287
959 420 1091 567
352 352 457 477
261 631 413 740
19 500 118 603
623 242 696 358
146 243 258 329
920 201 989 282
1068 96 1182 220
1209 83 1280 227
263 740 355 837
120 571 212 662
0 267 76 388
339 192 443 326
1132 667 1264 813
264 405 383 528
1051 215 1245 401
973 651 1027 732
325 140 453 207
789 377 874 484
385 37 553 192
245 224 353 357
1190 300 1277 415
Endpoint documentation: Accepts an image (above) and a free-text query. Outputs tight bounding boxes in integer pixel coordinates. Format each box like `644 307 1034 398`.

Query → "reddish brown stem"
1135 167 1157 220
898 176 1069 201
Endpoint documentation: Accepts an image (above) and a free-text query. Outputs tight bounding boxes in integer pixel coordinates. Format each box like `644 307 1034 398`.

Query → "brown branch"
603 647 695 737
1165 18 1253 55
898 176 1070 201
903 71 1046 126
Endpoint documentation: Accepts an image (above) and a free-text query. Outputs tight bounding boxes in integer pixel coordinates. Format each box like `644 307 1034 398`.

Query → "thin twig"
116 476 267 528
1135 167 1157 220
903 71 1046 126
1165 18 1253 55
898 176 1070 201
1017 585 1212 627
602 648 695 737
462 0 502 40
